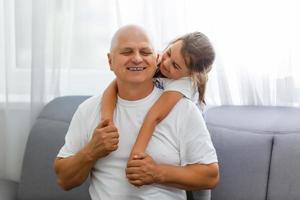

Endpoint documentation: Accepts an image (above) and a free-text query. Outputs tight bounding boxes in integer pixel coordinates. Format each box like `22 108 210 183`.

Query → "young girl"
101 31 215 161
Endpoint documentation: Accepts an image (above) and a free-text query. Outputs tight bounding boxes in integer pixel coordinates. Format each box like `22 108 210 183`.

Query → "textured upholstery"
204 105 300 134
204 105 300 200
208 126 272 200
0 179 18 200
268 134 300 200
2 98 300 200
17 96 91 200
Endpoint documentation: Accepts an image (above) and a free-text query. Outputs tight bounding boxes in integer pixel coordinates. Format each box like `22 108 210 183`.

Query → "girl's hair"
171 32 215 105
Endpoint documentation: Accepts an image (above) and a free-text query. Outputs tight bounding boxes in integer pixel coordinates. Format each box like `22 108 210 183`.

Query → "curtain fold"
0 0 77 181
30 0 47 123
0 0 6 178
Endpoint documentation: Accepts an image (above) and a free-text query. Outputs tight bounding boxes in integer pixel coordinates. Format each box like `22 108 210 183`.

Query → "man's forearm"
155 163 219 191
54 119 119 190
54 147 96 190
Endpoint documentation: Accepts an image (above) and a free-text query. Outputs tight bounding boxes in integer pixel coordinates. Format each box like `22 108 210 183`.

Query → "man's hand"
127 146 144 164
125 153 160 187
85 119 119 161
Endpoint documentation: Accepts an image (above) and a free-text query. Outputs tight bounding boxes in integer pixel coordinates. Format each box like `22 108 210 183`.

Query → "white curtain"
1 0 300 181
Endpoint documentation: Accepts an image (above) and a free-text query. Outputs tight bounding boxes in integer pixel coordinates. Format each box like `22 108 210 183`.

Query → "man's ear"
107 53 113 71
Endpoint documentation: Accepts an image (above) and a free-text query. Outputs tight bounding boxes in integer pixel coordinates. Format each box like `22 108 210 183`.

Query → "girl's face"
159 40 191 79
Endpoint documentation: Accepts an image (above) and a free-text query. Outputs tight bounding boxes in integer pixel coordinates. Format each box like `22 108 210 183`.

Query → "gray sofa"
1 96 300 200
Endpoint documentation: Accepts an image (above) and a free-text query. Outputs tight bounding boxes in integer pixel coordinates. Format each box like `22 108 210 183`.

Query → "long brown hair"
170 32 215 105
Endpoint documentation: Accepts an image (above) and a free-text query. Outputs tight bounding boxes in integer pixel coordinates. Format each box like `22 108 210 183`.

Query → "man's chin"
123 75 153 83
128 79 153 85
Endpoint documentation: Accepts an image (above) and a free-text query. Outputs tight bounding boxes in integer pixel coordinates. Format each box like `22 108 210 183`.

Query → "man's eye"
121 51 131 55
141 52 152 56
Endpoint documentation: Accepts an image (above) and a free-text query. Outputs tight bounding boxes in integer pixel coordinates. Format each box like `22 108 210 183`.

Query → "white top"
154 77 199 102
58 87 217 200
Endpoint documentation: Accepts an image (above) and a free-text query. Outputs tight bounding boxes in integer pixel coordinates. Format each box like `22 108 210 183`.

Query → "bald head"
110 25 154 52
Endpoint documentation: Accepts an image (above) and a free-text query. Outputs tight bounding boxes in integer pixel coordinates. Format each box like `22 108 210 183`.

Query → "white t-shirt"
154 77 199 102
58 87 217 200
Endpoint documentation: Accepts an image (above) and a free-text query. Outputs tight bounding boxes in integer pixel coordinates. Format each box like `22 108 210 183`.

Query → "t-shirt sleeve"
57 107 89 158
160 77 199 102
179 104 218 165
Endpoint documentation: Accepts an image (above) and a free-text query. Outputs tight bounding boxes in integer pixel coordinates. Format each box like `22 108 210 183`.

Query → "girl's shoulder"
154 77 198 102
154 77 193 89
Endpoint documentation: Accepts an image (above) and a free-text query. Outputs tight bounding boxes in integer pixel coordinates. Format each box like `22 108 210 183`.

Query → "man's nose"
132 53 143 64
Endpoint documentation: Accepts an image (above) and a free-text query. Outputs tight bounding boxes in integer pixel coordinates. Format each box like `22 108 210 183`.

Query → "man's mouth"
126 67 146 71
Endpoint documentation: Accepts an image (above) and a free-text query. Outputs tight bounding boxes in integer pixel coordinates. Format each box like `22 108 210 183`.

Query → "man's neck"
117 81 154 101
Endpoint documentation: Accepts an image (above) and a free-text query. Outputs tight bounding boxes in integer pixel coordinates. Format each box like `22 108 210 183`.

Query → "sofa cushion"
0 179 18 200
208 126 273 200
267 134 300 200
204 106 300 134
39 96 90 123
204 105 300 200
17 96 91 200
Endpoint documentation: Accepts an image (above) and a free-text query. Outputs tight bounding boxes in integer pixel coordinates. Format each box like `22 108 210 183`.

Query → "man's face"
108 32 157 85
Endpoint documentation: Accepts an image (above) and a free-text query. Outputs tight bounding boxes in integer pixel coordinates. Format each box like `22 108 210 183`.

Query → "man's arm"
156 163 219 190
54 149 96 191
126 153 219 190
54 119 119 190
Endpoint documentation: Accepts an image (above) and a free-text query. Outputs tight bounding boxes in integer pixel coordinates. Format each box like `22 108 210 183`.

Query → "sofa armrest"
0 179 18 200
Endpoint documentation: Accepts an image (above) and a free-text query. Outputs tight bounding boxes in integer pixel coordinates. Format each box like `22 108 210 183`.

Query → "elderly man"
54 25 219 200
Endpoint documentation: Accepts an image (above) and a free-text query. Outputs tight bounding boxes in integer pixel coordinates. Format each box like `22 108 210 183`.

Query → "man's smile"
126 67 146 71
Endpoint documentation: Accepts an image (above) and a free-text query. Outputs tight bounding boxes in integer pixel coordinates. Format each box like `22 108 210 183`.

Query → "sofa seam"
265 136 274 200
206 122 300 134
37 116 70 124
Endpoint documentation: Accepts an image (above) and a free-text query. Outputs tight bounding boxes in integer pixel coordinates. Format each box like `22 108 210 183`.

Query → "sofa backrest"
17 96 209 200
20 97 300 200
17 96 91 200
204 106 300 200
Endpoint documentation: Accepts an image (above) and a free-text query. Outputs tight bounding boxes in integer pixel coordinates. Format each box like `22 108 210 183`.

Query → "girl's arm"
100 79 117 123
130 91 184 159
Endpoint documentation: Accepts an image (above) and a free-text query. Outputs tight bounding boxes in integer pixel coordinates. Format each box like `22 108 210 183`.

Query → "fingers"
132 152 147 160
105 142 118 151
127 153 150 168
101 132 119 143
127 151 144 163
125 166 140 174
100 125 118 134
125 154 157 187
128 179 143 187
97 118 110 128
125 167 143 187
94 125 119 140
109 138 119 150
127 159 143 168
